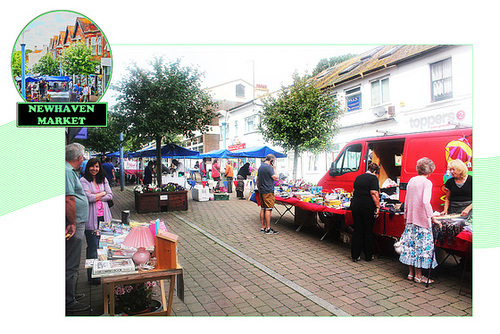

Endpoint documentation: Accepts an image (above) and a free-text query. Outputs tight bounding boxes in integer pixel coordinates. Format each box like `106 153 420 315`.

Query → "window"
245 115 259 133
308 155 319 172
236 84 245 98
91 37 97 55
329 144 362 176
371 77 390 106
430 58 453 102
345 87 362 112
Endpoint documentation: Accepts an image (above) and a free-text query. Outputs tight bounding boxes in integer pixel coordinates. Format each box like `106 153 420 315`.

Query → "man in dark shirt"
102 157 116 186
256 154 280 234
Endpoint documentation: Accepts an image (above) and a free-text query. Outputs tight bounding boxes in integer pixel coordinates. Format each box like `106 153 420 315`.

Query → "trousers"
350 206 375 260
66 221 85 306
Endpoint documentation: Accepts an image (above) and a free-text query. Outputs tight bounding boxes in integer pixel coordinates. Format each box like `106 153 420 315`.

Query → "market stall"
89 219 184 316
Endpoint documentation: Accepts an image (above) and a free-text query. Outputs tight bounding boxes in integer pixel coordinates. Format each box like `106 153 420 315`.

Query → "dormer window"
236 84 245 98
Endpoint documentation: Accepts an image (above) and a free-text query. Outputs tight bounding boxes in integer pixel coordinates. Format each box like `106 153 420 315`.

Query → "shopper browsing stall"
236 162 251 199
80 158 114 285
399 157 441 284
224 161 234 193
65 143 90 312
350 162 380 262
257 154 280 234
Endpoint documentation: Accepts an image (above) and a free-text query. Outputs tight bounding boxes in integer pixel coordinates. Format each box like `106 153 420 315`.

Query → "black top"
445 175 472 202
237 164 251 179
350 172 379 210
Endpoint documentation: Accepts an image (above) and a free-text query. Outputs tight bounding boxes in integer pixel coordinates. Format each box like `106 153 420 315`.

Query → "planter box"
160 191 188 211
135 191 160 213
135 191 188 213
214 193 229 201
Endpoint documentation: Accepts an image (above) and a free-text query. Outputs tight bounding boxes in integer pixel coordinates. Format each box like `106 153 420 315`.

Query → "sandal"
414 276 434 284
407 274 414 281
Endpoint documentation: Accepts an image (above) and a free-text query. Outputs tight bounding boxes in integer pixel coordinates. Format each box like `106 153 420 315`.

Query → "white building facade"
218 45 473 183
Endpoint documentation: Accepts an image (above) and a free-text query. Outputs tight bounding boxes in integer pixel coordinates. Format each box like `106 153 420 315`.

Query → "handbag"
108 199 114 208
393 238 403 254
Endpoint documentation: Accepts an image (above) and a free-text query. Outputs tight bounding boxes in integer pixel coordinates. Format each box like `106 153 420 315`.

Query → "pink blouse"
404 175 434 229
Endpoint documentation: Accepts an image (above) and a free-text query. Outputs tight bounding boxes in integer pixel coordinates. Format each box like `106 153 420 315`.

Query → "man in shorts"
257 154 280 234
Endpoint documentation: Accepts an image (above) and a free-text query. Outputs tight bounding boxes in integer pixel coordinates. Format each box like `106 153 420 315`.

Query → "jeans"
66 221 85 307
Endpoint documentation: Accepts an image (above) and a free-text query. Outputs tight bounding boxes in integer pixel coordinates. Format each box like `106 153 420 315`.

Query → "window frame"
345 86 362 113
370 76 390 107
430 57 453 102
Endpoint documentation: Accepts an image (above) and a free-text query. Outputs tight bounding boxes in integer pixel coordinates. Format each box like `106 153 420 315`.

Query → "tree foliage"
311 54 356 77
11 50 31 77
74 112 126 154
113 57 218 186
32 53 60 76
61 42 98 76
260 73 342 179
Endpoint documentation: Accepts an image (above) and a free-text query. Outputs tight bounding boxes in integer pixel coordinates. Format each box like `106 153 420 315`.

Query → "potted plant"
114 281 161 315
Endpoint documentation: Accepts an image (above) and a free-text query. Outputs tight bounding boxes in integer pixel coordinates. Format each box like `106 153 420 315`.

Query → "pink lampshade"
123 226 156 249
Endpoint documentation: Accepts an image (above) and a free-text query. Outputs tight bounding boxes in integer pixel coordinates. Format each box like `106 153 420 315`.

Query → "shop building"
215 45 472 184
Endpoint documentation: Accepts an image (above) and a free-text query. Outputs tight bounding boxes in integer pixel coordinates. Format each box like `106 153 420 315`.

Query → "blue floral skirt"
399 224 438 269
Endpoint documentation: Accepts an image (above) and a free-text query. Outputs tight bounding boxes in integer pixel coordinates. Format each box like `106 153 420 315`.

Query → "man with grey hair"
256 154 280 234
65 142 90 312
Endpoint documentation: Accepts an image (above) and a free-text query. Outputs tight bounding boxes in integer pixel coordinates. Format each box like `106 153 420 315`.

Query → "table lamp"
123 226 156 265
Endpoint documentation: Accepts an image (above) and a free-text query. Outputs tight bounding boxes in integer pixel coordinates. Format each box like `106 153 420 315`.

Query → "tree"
11 50 31 77
311 54 356 77
113 57 218 186
74 112 126 155
60 42 98 76
260 73 342 180
32 53 60 76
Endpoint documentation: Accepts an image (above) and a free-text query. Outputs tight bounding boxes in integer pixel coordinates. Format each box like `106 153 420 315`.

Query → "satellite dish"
373 106 387 117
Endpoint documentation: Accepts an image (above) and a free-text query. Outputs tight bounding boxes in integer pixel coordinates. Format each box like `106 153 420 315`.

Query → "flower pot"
123 299 161 316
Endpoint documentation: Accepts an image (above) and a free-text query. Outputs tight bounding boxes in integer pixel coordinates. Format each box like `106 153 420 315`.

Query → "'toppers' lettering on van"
409 112 455 130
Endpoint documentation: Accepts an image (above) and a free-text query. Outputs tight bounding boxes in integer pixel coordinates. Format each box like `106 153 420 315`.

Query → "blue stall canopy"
15 75 71 82
105 150 134 158
199 149 236 159
131 143 200 158
229 145 287 158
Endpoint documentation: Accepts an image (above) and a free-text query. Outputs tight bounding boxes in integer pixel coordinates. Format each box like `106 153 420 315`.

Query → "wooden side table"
102 266 183 316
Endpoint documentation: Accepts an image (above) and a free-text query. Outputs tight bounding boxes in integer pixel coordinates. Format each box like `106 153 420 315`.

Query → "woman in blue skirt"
399 157 442 284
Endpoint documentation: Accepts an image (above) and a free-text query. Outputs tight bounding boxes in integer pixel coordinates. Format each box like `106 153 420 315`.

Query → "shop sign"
409 110 467 130
228 143 246 151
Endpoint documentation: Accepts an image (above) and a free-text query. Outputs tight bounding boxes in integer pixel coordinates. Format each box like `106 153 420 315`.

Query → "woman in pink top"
80 158 113 284
399 157 442 284
212 159 221 181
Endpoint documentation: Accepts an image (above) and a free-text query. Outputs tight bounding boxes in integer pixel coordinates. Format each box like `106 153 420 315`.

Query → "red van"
317 127 472 237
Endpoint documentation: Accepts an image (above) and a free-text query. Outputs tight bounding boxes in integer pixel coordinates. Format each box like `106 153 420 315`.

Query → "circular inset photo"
12 10 112 103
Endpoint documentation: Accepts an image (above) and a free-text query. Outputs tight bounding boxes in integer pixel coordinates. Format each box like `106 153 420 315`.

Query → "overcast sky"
13 11 375 102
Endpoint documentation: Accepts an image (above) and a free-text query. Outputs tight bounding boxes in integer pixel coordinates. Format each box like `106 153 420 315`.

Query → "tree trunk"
292 147 299 181
156 134 162 188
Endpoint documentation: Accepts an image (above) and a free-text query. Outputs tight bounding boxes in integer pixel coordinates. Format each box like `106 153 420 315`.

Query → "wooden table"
102 265 184 316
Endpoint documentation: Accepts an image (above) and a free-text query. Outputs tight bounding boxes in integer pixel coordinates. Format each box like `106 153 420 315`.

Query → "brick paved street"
70 185 472 317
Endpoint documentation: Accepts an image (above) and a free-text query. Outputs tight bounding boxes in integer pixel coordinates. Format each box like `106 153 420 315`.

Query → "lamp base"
132 247 150 265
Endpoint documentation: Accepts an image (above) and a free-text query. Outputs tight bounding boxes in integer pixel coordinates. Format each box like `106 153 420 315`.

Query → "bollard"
121 210 130 225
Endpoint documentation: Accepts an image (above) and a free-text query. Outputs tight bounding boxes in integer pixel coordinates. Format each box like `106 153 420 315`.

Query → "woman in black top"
442 159 472 217
350 163 381 262
236 162 251 199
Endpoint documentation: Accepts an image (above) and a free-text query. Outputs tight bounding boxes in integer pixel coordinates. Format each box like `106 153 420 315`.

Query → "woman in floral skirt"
399 157 442 284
